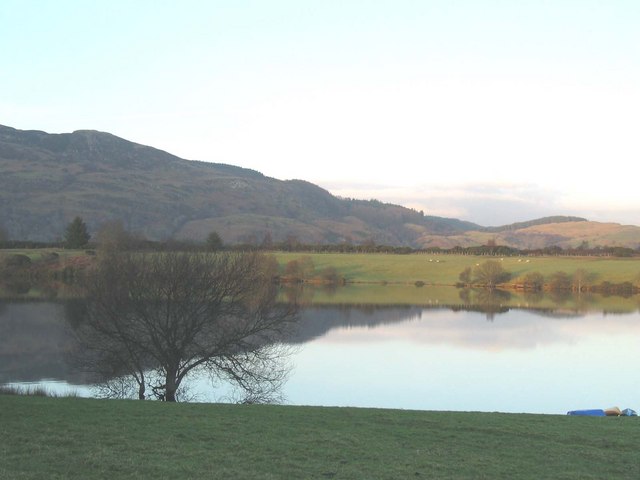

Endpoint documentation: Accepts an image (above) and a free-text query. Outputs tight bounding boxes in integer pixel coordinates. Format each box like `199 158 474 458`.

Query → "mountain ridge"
1 124 638 249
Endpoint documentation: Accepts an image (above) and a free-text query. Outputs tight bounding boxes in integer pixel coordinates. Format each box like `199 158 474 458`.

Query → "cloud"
320 180 640 227
322 309 640 352
322 181 564 226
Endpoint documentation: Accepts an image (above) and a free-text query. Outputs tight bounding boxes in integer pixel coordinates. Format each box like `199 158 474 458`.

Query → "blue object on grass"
567 409 606 416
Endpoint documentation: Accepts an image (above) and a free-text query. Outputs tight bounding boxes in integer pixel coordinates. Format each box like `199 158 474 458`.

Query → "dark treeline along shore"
2 229 639 257
2 242 640 299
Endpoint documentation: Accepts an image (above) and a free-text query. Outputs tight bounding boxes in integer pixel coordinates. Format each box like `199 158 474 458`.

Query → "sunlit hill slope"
1 125 638 249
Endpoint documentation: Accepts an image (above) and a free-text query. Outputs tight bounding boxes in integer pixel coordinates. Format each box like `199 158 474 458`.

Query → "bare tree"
572 268 597 293
473 261 511 288
283 256 315 282
95 219 134 252
458 267 472 286
522 271 544 291
73 251 297 402
548 271 571 291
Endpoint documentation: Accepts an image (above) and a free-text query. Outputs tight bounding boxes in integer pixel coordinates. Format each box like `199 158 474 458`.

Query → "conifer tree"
64 216 91 248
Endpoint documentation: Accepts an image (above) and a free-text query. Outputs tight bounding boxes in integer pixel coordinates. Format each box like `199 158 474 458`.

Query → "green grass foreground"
2 396 639 479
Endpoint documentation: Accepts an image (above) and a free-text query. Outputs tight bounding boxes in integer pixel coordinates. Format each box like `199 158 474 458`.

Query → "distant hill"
1 124 639 249
0 125 476 245
480 216 588 233
415 220 640 250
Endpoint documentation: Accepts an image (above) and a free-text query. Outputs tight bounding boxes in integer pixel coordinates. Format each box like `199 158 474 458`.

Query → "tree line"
457 260 639 295
1 217 638 258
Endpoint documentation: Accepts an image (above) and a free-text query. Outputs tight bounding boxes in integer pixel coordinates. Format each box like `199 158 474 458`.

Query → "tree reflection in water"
3 280 640 406
68 252 298 403
457 288 511 321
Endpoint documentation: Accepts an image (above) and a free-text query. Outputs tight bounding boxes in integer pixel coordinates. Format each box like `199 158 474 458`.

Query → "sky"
2 0 639 226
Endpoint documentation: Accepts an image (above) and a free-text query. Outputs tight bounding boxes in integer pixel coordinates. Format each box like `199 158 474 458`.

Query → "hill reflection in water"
1 292 639 413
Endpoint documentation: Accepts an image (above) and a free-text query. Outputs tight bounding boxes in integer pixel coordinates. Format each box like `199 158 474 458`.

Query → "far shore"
2 249 640 299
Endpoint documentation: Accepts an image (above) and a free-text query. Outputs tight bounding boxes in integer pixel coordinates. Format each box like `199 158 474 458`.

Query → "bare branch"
70 251 298 402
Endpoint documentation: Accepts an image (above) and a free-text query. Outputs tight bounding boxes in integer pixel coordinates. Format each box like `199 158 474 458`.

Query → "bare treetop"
73 251 297 402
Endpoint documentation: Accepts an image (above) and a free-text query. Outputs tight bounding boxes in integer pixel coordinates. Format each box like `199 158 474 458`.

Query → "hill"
1 124 639 249
415 220 640 250
0 125 476 245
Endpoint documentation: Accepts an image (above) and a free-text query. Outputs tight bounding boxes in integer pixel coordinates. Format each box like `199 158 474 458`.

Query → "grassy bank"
3 249 640 302
4 249 639 286
1 395 638 479
274 252 640 286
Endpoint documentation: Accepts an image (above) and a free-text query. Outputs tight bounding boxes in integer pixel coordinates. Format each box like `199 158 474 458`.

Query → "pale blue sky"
2 1 639 225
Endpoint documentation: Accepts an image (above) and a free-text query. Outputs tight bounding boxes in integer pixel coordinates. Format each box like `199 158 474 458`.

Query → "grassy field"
274 252 640 286
2 248 639 287
2 250 640 307
0 247 86 262
1 395 639 479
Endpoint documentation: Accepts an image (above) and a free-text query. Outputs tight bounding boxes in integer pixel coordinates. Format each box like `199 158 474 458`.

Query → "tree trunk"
138 383 146 400
135 371 146 400
165 368 178 402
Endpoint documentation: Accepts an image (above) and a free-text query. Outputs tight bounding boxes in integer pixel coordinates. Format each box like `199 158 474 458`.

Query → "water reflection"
0 301 84 384
456 288 512 320
287 305 640 413
1 292 639 413
306 305 640 349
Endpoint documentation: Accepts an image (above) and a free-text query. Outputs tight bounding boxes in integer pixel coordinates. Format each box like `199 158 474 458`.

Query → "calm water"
1 297 639 414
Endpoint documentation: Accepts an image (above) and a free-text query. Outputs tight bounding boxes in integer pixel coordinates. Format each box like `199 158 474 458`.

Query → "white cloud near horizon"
321 181 640 227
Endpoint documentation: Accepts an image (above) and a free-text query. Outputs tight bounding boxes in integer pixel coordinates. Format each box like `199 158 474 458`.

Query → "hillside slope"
416 220 640 250
1 124 638 249
0 125 475 244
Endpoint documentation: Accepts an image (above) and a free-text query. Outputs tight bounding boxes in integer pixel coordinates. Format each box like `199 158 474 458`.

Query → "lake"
1 289 639 414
